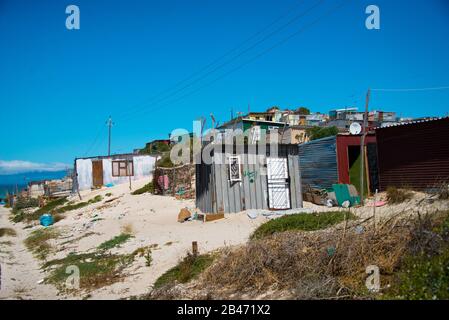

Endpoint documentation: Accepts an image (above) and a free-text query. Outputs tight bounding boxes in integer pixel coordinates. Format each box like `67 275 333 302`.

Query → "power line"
372 85 449 92
119 0 326 122
117 0 308 121
121 0 350 120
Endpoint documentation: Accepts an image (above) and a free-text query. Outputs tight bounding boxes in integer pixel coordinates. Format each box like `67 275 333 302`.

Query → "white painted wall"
76 155 156 191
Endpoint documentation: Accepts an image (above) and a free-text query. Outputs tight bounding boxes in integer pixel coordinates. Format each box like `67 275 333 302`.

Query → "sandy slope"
0 206 59 300
2 178 447 300
0 179 267 299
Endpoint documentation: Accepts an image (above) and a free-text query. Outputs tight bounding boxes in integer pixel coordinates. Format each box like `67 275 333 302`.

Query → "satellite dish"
349 122 362 135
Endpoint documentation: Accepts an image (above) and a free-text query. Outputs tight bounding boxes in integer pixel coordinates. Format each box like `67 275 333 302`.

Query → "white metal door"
267 157 291 210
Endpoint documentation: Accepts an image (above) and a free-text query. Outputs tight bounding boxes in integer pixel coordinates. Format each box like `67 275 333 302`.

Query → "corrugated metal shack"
298 136 338 190
196 144 303 213
298 134 378 193
376 117 449 190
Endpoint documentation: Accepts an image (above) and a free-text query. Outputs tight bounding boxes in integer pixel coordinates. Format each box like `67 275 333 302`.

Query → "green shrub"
154 253 215 289
14 196 39 210
35 197 68 215
54 195 102 214
306 126 339 141
98 233 133 251
386 187 413 204
131 182 154 195
251 211 355 240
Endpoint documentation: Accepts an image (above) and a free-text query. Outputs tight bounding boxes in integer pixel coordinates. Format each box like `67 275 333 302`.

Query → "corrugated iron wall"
376 118 449 190
196 144 303 213
298 136 338 190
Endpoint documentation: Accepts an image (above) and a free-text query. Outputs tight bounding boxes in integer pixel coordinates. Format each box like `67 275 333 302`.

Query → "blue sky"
0 0 448 172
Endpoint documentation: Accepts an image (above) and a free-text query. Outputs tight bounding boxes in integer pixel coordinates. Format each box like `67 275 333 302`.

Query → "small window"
228 156 242 182
112 160 134 177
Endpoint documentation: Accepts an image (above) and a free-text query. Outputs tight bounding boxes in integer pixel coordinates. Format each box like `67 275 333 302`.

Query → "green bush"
35 197 68 215
251 211 355 240
131 182 154 195
306 126 339 141
98 233 133 251
14 196 39 210
154 253 215 289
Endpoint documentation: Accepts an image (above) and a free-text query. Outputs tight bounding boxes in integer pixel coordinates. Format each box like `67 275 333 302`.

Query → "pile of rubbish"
303 184 361 208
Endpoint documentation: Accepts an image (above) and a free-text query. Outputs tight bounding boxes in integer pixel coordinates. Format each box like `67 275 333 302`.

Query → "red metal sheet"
376 118 449 190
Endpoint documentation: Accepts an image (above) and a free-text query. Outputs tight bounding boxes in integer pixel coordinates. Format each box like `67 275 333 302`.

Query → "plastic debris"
341 200 351 208
178 208 191 223
39 214 54 227
247 211 258 219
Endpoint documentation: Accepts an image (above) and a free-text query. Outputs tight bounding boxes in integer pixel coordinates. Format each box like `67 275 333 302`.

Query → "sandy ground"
1 179 448 300
0 206 59 300
0 179 267 300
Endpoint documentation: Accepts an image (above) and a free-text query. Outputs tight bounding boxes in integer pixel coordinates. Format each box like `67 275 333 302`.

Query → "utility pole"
360 89 371 206
106 116 114 156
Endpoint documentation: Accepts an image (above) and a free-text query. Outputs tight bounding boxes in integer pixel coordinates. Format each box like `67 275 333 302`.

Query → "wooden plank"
219 157 230 213
248 155 257 210
242 153 250 211
254 155 263 209
205 213 225 222
288 155 297 208
293 154 303 207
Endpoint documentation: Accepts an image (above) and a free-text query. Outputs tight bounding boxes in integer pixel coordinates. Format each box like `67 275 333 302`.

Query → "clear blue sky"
1 0 448 171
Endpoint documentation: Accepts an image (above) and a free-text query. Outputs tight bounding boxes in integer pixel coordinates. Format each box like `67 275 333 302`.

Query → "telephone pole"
106 116 114 156
360 89 371 206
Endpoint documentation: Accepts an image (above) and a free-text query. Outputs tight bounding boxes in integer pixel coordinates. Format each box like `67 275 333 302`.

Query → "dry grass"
0 228 17 237
188 211 449 299
386 187 413 204
121 223 134 235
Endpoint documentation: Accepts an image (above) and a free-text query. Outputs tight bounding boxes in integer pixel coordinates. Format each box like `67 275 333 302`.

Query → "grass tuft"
131 182 154 195
386 187 413 204
154 253 216 289
24 227 60 260
54 195 103 214
251 211 354 240
0 228 17 237
44 251 135 292
98 233 133 251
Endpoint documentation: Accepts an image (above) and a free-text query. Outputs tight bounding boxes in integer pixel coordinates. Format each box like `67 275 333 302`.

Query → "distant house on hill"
74 153 156 191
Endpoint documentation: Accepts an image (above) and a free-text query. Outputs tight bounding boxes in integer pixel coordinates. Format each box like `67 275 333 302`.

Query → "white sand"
0 179 266 300
1 179 447 300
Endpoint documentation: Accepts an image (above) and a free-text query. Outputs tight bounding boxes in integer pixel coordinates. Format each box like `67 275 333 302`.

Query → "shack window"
228 156 242 182
112 160 134 177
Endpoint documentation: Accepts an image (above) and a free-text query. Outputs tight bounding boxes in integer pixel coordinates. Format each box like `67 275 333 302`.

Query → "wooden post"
360 89 370 206
192 241 198 256
172 168 176 196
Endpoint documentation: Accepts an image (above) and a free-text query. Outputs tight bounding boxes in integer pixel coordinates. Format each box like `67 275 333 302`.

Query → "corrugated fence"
298 136 338 190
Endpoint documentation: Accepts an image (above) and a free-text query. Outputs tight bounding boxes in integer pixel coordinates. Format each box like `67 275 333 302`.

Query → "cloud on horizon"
0 160 70 175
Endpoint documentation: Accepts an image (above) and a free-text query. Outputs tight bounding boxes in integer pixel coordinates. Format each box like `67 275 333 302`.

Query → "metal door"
267 157 291 210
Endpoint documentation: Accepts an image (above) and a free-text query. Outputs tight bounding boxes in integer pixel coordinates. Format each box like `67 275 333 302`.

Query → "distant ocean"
0 170 68 198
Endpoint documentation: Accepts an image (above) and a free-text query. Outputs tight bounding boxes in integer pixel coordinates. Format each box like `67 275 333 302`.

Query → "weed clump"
131 182 154 195
24 227 60 260
154 253 216 289
0 228 17 237
98 233 133 251
251 211 354 240
386 187 413 204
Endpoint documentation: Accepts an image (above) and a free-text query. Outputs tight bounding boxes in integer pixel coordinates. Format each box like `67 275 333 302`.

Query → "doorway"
92 160 104 188
266 157 291 210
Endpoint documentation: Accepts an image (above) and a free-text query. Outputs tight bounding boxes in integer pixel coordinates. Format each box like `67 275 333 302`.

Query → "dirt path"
0 206 59 300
